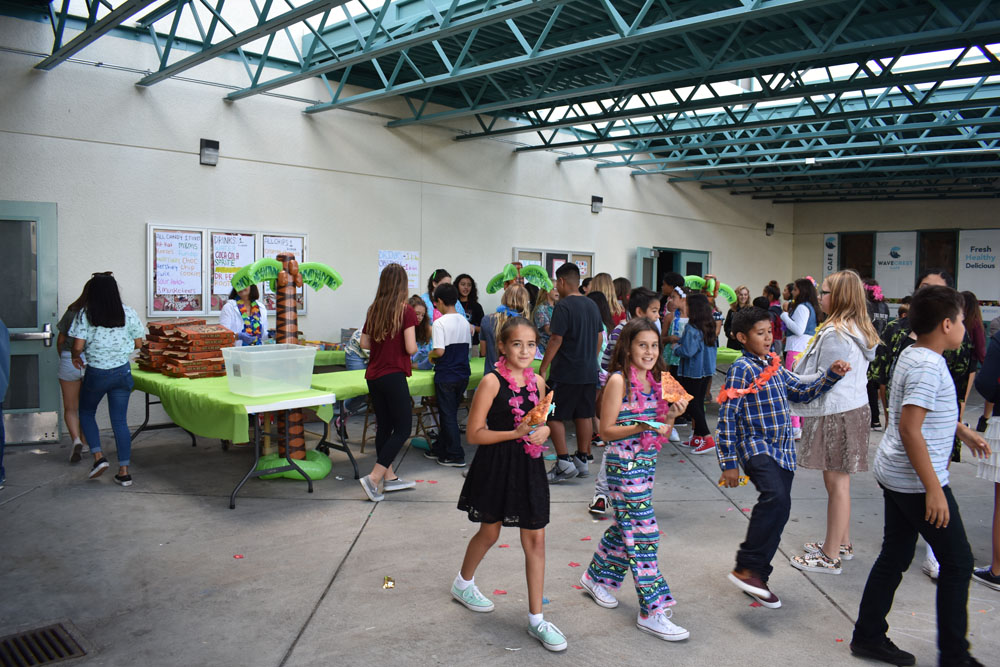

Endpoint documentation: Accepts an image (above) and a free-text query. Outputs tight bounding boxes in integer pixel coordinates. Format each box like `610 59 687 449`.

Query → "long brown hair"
608 319 667 401
366 264 408 343
821 270 880 347
591 272 624 317
408 294 432 344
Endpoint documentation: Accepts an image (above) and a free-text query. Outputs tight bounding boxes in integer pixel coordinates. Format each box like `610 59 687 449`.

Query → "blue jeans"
433 379 467 461
736 454 794 581
854 484 973 663
79 363 134 467
344 350 368 414
0 401 5 484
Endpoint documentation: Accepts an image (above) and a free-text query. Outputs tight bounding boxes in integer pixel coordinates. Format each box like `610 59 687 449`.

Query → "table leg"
315 399 360 480
130 392 198 447
230 412 263 510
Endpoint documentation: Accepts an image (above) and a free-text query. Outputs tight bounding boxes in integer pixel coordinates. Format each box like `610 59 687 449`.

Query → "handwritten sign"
212 233 255 295
378 250 420 290
262 234 306 312
155 230 202 295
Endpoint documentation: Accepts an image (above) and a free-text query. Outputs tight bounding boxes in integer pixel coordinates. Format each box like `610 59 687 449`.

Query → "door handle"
10 323 53 347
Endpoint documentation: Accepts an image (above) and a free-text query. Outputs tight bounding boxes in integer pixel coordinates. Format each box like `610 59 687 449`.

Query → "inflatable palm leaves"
485 263 554 294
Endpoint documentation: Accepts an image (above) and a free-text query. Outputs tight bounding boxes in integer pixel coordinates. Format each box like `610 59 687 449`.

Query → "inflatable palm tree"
485 263 553 294
232 254 342 461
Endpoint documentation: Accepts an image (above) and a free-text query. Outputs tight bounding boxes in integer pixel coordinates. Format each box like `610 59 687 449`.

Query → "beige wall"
792 200 999 280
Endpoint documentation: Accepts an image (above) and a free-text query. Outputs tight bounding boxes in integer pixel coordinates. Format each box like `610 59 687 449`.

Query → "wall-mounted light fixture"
200 139 219 166
765 222 775 237
591 195 603 213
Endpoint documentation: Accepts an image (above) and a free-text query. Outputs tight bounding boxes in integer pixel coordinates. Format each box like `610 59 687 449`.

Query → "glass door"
635 247 657 290
679 250 711 278
1 201 60 443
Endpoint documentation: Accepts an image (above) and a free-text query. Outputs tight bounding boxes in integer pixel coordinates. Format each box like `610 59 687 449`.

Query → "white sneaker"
921 557 939 580
573 454 590 478
580 573 618 608
636 610 689 641
669 428 681 443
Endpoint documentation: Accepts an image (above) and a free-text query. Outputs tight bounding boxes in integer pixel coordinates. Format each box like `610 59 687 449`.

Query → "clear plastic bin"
221 344 317 397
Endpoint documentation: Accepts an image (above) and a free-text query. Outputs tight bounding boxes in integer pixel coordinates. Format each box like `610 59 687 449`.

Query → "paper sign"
212 232 255 296
155 230 202 295
378 250 420 290
957 229 1000 302
822 233 838 278
873 232 917 301
576 260 589 276
262 234 305 311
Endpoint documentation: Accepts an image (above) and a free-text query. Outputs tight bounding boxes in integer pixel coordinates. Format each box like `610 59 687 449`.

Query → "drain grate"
0 623 86 666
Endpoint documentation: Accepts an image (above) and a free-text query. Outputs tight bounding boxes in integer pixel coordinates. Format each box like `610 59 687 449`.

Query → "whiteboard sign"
147 225 207 316
378 250 420 290
211 232 256 311
262 233 306 313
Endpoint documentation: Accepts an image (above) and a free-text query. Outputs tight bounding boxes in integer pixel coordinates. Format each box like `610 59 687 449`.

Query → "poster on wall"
822 233 839 278
958 229 1000 300
873 232 917 300
262 233 306 313
378 250 420 290
150 227 205 315
210 232 256 311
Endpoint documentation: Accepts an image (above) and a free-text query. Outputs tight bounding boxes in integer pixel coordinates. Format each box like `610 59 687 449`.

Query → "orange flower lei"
717 352 781 403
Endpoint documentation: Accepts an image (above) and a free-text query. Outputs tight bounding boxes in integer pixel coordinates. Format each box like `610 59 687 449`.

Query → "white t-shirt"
873 345 958 493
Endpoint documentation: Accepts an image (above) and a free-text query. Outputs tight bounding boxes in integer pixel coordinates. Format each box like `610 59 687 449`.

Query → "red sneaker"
683 436 703 448
692 436 716 455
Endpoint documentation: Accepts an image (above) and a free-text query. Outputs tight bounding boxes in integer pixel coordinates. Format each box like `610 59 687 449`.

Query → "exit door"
635 246 712 290
1 201 60 443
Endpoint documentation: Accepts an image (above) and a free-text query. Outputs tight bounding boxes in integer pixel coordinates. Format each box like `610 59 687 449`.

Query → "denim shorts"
58 350 85 382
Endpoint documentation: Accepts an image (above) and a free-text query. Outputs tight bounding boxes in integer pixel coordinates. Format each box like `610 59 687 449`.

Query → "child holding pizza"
453 316 566 652
581 318 691 642
717 307 848 608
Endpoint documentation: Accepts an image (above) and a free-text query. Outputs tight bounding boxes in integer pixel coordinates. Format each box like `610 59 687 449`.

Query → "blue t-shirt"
432 312 471 384
0 317 9 401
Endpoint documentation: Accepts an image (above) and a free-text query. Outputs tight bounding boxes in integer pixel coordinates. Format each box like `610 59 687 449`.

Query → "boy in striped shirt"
851 286 989 667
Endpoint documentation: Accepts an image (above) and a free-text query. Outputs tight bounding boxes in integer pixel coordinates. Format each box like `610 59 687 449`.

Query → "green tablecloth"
716 347 741 365
310 358 494 400
313 349 346 366
131 367 336 442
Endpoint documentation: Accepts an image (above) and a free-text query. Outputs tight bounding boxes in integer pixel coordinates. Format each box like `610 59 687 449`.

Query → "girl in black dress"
452 317 567 652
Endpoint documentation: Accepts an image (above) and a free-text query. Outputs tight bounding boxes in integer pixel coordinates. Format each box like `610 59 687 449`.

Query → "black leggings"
679 375 712 437
366 372 412 468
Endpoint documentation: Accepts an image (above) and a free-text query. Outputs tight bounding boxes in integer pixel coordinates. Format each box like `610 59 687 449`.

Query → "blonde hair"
731 284 751 310
366 264 408 342
821 270 880 347
495 285 530 339
591 273 623 317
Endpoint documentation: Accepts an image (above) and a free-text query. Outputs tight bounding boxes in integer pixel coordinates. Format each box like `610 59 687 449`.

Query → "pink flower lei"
495 356 548 458
864 283 884 302
626 365 672 452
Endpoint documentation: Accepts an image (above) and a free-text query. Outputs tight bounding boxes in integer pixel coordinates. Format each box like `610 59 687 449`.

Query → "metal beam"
226 0 567 101
136 0 349 85
665 161 1000 182
386 5 1000 126
307 0 847 113
35 0 161 70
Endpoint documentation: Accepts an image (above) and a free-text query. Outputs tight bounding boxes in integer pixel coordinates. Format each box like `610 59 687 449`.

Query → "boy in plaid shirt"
718 307 849 607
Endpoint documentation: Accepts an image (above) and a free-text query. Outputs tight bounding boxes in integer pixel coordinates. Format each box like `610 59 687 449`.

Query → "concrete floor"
1 386 998 667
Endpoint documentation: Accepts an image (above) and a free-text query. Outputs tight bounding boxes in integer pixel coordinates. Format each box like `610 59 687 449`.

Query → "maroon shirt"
363 305 418 380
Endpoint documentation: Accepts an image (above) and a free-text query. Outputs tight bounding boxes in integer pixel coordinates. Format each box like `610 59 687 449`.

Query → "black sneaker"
437 457 467 468
972 566 1000 591
976 415 988 433
422 450 440 461
870 419 882 430
69 442 84 463
89 458 109 479
941 657 985 667
849 637 915 666
114 473 133 487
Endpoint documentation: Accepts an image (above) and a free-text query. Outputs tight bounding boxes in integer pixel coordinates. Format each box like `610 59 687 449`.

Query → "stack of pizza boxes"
160 324 236 378
138 318 206 372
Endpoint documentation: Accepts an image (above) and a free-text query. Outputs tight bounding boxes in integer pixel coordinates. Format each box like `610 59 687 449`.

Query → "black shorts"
551 382 597 420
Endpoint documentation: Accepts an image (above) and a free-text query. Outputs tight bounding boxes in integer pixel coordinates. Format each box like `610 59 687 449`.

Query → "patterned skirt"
797 404 871 473
977 417 1000 483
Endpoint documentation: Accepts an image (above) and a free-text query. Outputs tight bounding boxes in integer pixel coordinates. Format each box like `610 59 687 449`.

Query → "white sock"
454 574 473 591
925 543 938 564
73 438 83 445
529 612 543 627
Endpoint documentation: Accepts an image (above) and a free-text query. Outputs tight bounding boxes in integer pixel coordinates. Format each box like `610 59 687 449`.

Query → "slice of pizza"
523 391 554 426
660 372 694 403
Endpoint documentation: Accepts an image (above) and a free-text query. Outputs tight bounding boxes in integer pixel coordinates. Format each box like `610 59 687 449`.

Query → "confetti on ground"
749 601 761 607
383 576 395 589
542 597 550 604
568 562 581 568
498 544 510 548
571 585 584 590
836 639 844 643
504 647 521 651
365 627 375 631
427 480 439 484
741 508 751 512
415 479 424 483
580 536 592 541
335 476 344 480
233 554 244 559
678 460 685 463
493 589 507 595
726 508 734 512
